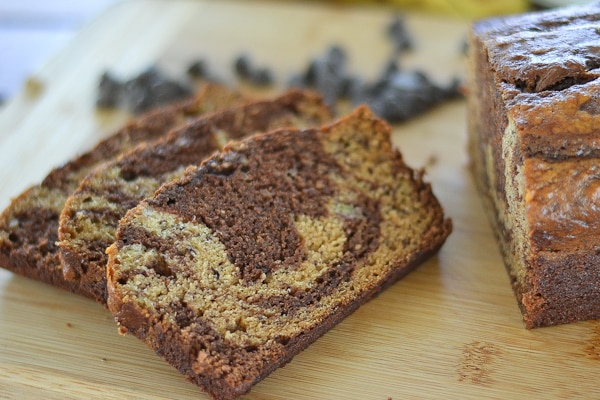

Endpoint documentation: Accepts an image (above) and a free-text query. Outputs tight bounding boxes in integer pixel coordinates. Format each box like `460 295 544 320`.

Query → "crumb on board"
25 77 44 99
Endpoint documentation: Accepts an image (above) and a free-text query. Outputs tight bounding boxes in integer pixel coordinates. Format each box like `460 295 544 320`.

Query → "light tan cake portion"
0 83 244 294
106 106 452 400
58 89 332 304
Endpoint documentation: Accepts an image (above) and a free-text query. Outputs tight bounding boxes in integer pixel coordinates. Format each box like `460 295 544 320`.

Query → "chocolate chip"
288 45 351 108
351 69 462 122
249 68 274 86
386 14 414 54
96 67 193 114
96 71 124 108
233 54 274 87
234 54 252 79
123 68 193 114
187 59 210 78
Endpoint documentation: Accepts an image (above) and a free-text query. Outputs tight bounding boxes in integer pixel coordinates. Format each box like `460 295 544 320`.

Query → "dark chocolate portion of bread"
152 129 341 284
106 106 452 399
0 83 243 293
58 89 332 304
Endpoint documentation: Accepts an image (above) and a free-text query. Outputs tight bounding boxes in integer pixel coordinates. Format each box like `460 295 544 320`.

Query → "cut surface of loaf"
58 89 332 304
106 106 452 400
0 83 244 294
467 2 600 328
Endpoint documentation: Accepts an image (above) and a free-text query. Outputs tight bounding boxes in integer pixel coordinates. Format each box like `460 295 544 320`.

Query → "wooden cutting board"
1 1 598 399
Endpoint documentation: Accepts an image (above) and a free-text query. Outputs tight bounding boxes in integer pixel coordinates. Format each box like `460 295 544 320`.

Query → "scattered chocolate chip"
187 59 210 79
379 59 401 80
339 75 363 99
234 54 253 79
186 59 225 85
325 45 347 72
96 14 462 123
249 68 274 86
97 71 124 108
96 67 193 114
386 14 414 54
123 67 193 114
288 44 351 107
233 54 274 86
352 69 461 122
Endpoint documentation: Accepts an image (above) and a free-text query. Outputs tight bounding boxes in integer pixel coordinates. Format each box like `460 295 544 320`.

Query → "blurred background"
0 0 594 109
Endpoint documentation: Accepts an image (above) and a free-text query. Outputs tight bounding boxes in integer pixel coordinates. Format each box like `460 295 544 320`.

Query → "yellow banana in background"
386 0 530 18
310 0 531 19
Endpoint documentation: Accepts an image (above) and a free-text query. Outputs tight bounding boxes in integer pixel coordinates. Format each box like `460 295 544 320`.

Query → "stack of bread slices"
0 83 451 400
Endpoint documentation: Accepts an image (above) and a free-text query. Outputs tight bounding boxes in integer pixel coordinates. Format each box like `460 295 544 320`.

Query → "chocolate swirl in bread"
0 83 243 294
58 89 332 304
106 106 452 400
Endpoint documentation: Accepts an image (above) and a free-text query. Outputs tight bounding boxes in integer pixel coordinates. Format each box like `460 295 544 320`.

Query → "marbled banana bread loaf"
467 2 600 328
106 106 452 400
0 83 243 294
58 89 332 304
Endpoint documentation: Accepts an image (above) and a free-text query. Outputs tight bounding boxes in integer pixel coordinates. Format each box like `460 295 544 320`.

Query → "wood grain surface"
1 1 598 399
